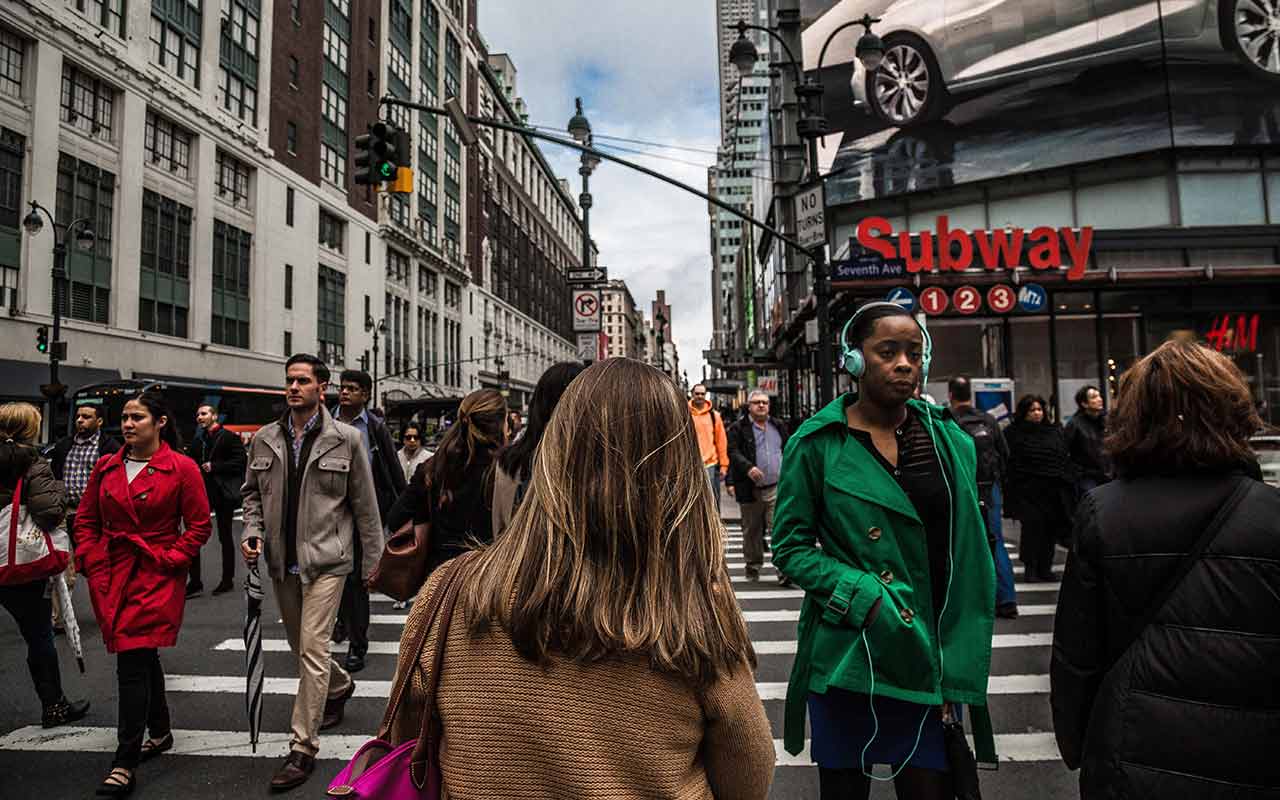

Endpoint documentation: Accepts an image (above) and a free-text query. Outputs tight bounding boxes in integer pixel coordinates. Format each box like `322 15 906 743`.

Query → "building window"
144 111 192 177
211 220 252 349
364 231 371 264
367 69 376 96
284 329 292 354
149 0 202 88
60 62 114 141
318 209 345 253
322 24 348 71
284 263 293 309
286 121 298 155
321 144 346 187
388 44 411 91
0 26 24 100
218 0 260 125
285 187 294 226
55 153 114 323
215 149 252 209
321 83 347 128
0 129 27 274
287 55 298 86
418 266 437 298
318 265 346 365
387 249 409 285
139 190 192 337
289 0 300 23
69 0 126 38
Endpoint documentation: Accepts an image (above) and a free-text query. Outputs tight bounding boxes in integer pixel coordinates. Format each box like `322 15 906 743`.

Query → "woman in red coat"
75 391 211 797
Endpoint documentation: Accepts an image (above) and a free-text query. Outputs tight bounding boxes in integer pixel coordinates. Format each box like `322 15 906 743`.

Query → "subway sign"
856 216 1094 281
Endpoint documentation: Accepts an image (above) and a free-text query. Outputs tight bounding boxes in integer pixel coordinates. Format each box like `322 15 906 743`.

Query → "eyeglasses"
750 400 769 405
404 435 419 441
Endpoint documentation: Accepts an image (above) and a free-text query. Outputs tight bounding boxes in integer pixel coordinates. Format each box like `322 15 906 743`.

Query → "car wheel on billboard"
868 35 947 128
1224 0 1280 81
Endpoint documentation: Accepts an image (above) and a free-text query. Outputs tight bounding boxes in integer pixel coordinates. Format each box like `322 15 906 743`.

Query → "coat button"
880 569 893 584
148 467 155 474
867 527 882 542
900 607 914 624
138 493 147 501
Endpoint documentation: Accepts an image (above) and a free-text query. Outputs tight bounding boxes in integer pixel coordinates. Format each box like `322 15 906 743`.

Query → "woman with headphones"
773 301 996 799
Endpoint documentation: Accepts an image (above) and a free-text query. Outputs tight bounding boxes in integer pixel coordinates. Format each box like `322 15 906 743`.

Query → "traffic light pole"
50 241 66 389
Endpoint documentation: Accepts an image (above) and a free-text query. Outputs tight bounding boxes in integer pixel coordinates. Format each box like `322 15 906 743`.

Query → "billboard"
801 0 1280 205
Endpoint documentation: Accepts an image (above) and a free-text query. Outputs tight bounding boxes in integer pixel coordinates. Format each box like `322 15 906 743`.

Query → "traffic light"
35 326 48 354
353 121 404 186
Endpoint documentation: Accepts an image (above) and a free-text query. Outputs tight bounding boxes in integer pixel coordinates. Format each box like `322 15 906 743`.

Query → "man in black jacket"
47 403 120 543
1064 385 1110 497
332 370 407 673
186 404 248 596
726 390 790 583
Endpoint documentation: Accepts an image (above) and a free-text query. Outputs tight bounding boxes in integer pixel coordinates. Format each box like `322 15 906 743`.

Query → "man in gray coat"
240 354 382 791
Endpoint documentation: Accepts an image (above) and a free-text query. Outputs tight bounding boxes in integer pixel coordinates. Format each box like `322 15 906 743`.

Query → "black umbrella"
243 541 265 753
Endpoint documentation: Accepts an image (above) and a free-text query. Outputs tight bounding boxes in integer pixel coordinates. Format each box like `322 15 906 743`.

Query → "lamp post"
567 98 600 273
727 14 884 406
494 355 510 399
22 201 95 410
364 315 387 405
654 309 668 376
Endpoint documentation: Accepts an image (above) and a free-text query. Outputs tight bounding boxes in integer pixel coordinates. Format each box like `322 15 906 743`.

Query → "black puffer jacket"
1063 412 1109 484
0 443 66 533
1051 469 1280 798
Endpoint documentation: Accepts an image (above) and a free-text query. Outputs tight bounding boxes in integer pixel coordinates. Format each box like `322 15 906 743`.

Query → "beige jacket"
240 407 383 583
389 567 776 800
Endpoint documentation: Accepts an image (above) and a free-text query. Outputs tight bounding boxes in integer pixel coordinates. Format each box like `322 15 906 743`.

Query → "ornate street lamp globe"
22 209 43 236
729 24 759 74
75 226 96 252
856 31 885 71
567 97 591 144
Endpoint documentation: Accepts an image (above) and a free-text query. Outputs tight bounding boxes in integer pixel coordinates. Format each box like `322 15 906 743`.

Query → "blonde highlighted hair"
0 402 42 444
463 358 754 688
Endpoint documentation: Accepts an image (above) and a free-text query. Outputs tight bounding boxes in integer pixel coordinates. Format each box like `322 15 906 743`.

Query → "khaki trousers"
274 573 353 756
740 485 778 571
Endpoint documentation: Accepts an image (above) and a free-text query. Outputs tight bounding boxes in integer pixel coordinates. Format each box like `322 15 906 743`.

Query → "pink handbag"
326 553 473 799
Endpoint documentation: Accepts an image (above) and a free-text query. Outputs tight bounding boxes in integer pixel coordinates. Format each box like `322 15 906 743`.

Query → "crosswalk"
0 516 1069 793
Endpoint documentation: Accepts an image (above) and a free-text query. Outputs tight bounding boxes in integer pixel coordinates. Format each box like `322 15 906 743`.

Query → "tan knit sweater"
388 570 775 799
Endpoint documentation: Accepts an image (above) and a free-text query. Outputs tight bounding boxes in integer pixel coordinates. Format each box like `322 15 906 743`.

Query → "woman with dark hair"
385 389 508 579
0 402 90 729
1003 394 1075 582
1052 341 1280 797
76 391 211 797
773 302 995 800
386 358 773 798
492 361 585 534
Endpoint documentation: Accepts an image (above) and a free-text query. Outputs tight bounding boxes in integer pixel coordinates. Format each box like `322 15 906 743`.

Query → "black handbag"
943 717 981 800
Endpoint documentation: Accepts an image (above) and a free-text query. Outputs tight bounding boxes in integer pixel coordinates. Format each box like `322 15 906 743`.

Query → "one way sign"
567 266 607 284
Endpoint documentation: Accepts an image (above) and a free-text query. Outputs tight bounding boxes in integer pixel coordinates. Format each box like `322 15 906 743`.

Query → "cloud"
480 0 722 379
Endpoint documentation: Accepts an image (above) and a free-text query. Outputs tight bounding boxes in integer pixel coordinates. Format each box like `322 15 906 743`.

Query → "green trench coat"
771 396 997 762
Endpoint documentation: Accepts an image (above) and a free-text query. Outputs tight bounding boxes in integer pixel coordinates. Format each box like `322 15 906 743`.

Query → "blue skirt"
807 688 955 772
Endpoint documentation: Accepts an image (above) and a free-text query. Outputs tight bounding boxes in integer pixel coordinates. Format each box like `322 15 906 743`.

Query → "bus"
70 379 287 446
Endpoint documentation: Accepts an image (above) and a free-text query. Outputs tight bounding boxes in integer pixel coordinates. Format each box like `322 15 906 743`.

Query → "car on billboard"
804 0 1280 128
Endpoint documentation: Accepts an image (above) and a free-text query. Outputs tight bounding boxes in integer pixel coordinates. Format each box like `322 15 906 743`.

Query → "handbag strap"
7 477 23 566
409 552 470 788
376 552 474 737
1118 475 1253 659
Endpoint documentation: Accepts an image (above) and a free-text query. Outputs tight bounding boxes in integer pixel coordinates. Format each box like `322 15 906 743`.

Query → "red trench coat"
75 442 211 653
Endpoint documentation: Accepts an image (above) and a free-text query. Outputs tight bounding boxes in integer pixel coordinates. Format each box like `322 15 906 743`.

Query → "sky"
479 0 723 382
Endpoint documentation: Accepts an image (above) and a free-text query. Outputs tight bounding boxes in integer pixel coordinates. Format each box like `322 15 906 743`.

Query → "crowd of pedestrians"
2 319 1278 799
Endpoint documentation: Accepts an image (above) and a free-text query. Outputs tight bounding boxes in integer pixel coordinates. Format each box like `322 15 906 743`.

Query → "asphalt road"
0 506 1081 799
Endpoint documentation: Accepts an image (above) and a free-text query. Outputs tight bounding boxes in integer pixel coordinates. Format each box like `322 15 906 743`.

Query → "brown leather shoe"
320 681 356 731
269 751 314 792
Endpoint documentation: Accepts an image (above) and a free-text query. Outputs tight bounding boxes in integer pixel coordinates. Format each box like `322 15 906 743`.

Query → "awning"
0 359 123 401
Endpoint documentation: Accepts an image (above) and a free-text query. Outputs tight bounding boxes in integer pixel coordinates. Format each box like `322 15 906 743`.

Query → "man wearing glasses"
727 390 790 582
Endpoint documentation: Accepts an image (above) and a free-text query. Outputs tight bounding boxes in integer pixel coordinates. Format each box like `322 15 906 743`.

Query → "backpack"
954 409 1002 491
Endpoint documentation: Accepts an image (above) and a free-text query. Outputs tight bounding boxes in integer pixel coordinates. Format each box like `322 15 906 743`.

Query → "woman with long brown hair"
384 389 508 577
1052 341 1280 797
385 358 773 798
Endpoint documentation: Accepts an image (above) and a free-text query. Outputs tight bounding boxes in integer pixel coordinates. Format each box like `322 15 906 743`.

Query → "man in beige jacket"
240 353 383 791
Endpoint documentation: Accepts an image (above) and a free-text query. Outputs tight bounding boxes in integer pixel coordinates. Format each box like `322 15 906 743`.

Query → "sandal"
95 767 135 797
139 732 174 762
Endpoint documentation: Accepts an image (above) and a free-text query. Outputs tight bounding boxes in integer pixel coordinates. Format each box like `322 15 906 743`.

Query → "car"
804 0 1280 128
1252 435 1280 487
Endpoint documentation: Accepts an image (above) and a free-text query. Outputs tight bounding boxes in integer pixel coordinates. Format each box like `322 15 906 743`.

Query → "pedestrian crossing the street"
0 516 1070 797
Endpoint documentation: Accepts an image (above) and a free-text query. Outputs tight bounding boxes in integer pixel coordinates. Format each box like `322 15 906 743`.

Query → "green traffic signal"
378 162 395 179
35 325 48 354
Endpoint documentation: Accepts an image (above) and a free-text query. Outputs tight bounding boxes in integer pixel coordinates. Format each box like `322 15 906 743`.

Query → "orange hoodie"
689 401 729 473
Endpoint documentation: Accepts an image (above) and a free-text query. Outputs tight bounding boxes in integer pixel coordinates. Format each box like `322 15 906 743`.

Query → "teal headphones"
839 301 934 386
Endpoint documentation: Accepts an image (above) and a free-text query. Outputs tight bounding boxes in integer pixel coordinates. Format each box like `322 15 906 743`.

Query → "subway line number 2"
953 286 981 315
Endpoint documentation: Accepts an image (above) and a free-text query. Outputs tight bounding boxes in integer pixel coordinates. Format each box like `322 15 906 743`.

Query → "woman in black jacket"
0 402 90 728
385 389 508 580
1003 394 1075 581
1051 341 1280 798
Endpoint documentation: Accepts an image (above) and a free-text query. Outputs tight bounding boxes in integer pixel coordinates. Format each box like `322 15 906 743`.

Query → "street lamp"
494 355 510 398
654 309 668 376
364 315 387 404
22 201 95 411
569 97 598 273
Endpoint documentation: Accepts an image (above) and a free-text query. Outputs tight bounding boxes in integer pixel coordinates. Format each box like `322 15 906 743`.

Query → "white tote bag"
0 478 71 586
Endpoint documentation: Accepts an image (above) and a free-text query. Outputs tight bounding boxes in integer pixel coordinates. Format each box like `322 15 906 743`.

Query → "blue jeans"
988 484 1017 608
705 465 721 512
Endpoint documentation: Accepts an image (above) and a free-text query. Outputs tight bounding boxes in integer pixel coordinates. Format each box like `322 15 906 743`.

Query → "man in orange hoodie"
689 384 729 512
